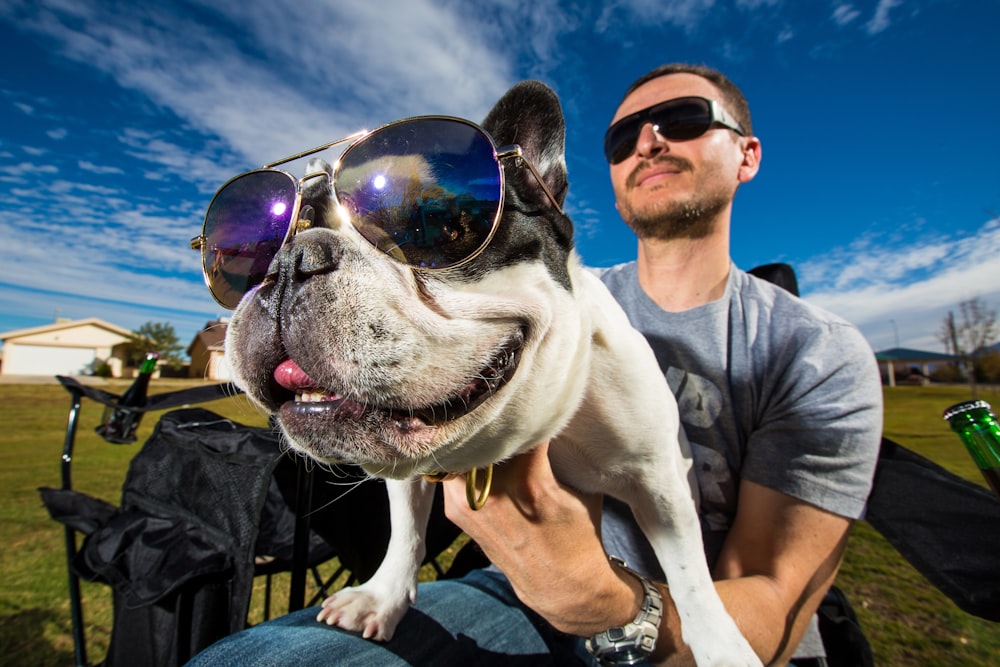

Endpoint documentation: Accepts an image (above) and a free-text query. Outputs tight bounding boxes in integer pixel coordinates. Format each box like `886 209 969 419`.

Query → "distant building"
187 319 231 380
0 318 133 377
875 347 958 387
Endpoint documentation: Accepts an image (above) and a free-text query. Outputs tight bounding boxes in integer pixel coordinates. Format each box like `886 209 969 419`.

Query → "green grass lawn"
1 380 998 665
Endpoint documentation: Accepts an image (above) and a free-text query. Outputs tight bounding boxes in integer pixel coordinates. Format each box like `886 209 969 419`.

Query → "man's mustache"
627 155 694 190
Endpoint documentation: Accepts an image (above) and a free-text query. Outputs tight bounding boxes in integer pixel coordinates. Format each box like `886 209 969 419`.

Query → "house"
187 319 231 380
0 318 133 377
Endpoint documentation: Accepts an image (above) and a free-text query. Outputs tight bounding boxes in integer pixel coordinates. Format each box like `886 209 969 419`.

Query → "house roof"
0 317 133 342
874 347 958 362
187 320 229 354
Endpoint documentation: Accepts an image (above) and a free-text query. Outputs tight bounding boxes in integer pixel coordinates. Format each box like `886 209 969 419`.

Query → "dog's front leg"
317 477 435 641
630 478 762 667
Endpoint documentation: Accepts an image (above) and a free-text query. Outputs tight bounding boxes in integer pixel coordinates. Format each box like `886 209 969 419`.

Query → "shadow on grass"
2 608 78 667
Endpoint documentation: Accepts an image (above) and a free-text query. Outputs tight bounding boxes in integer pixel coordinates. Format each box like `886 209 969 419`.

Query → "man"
440 63 882 665
190 64 882 666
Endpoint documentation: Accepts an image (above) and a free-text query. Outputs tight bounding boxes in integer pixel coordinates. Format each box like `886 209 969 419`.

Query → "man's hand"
440 442 642 636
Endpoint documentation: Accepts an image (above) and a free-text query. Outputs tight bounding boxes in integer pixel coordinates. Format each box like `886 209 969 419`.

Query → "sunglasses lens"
604 118 642 164
201 170 297 308
337 119 501 268
604 97 715 164
651 98 714 141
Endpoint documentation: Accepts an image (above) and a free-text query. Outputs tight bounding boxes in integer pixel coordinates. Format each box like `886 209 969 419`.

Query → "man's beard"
619 157 730 241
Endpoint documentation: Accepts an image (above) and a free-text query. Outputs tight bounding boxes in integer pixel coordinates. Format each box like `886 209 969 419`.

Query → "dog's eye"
430 213 485 253
406 211 488 257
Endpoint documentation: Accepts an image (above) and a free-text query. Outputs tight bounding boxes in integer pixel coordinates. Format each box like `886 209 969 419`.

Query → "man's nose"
634 122 668 158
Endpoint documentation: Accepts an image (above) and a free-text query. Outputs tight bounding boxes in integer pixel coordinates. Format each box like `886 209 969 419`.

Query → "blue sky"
1 0 998 355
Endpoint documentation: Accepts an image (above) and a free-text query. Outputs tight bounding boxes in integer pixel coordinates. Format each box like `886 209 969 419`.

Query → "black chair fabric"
296 467 463 583
41 408 296 665
865 437 1000 621
749 262 800 296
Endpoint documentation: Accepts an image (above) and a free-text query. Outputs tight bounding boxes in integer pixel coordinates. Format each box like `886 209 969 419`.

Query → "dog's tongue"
274 358 321 391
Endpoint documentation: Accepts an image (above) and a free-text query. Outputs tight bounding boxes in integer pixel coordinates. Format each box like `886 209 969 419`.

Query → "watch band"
585 557 664 666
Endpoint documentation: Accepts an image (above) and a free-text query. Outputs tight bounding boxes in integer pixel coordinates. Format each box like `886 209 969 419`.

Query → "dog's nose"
256 231 343 317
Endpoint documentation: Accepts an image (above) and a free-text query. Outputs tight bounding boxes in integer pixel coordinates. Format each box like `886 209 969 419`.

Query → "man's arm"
702 480 851 665
442 444 853 667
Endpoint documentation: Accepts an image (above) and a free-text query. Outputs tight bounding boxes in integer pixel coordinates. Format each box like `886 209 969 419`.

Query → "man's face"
608 73 756 241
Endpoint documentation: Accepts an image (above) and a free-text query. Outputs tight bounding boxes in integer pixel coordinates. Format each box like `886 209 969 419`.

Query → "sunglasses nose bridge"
295 205 315 233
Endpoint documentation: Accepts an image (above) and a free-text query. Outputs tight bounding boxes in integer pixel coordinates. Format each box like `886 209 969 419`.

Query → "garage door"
4 345 96 376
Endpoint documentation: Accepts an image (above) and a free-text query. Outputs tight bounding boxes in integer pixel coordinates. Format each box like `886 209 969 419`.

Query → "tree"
937 311 959 356
128 321 185 369
939 297 998 395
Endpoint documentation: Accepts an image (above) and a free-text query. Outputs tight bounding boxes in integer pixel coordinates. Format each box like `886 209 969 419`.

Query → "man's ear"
481 80 568 208
738 136 762 184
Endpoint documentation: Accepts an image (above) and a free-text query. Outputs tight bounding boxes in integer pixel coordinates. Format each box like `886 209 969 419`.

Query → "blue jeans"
187 569 596 666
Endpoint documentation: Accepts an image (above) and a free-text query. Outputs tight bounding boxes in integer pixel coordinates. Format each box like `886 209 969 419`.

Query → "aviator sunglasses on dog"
603 96 745 165
191 116 565 309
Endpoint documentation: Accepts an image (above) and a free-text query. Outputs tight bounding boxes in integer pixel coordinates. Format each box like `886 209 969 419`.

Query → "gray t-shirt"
596 261 883 658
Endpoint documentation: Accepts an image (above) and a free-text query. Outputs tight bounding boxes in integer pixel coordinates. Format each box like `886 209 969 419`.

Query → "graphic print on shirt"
666 367 734 531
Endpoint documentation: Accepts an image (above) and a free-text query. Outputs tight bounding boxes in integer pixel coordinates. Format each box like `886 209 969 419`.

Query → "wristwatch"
585 557 664 666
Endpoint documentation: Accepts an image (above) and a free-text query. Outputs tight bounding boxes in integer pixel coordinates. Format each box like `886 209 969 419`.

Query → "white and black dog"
226 81 760 666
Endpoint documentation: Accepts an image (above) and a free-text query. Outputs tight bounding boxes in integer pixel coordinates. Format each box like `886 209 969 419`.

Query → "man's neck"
635 231 731 312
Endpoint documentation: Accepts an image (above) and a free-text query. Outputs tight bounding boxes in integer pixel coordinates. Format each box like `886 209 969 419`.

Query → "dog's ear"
482 81 568 210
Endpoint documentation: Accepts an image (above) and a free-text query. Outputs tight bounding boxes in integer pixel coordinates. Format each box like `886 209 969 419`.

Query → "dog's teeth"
297 391 335 403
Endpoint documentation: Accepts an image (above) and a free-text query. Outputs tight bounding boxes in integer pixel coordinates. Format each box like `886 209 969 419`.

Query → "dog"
225 80 760 666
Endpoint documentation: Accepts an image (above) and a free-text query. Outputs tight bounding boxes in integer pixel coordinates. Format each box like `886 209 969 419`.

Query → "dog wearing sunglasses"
224 81 760 666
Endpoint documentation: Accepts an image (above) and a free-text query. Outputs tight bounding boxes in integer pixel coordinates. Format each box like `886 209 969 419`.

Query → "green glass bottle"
96 352 159 444
943 399 1000 502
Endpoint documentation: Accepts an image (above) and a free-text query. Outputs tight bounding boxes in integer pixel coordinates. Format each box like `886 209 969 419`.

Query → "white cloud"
596 0 717 33
801 217 1000 351
832 3 861 27
0 161 58 181
78 160 125 175
866 0 902 35
4 0 534 178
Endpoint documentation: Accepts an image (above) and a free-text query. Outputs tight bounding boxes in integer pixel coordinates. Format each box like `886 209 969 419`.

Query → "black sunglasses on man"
603 96 745 165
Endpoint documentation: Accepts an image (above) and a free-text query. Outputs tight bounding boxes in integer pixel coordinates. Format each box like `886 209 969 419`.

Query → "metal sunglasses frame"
191 116 566 308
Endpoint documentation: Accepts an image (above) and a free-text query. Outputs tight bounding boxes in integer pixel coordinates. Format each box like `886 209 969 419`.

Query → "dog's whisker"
303 475 373 517
426 451 448 474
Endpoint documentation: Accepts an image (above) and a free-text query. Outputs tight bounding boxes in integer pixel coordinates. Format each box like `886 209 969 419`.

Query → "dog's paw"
316 585 411 642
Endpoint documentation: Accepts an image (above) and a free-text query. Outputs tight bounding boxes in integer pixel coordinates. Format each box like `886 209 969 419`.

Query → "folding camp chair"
41 377 243 666
40 375 467 667
41 377 327 666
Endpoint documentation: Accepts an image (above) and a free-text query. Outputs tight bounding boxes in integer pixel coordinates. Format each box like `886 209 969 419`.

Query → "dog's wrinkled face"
227 81 585 479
